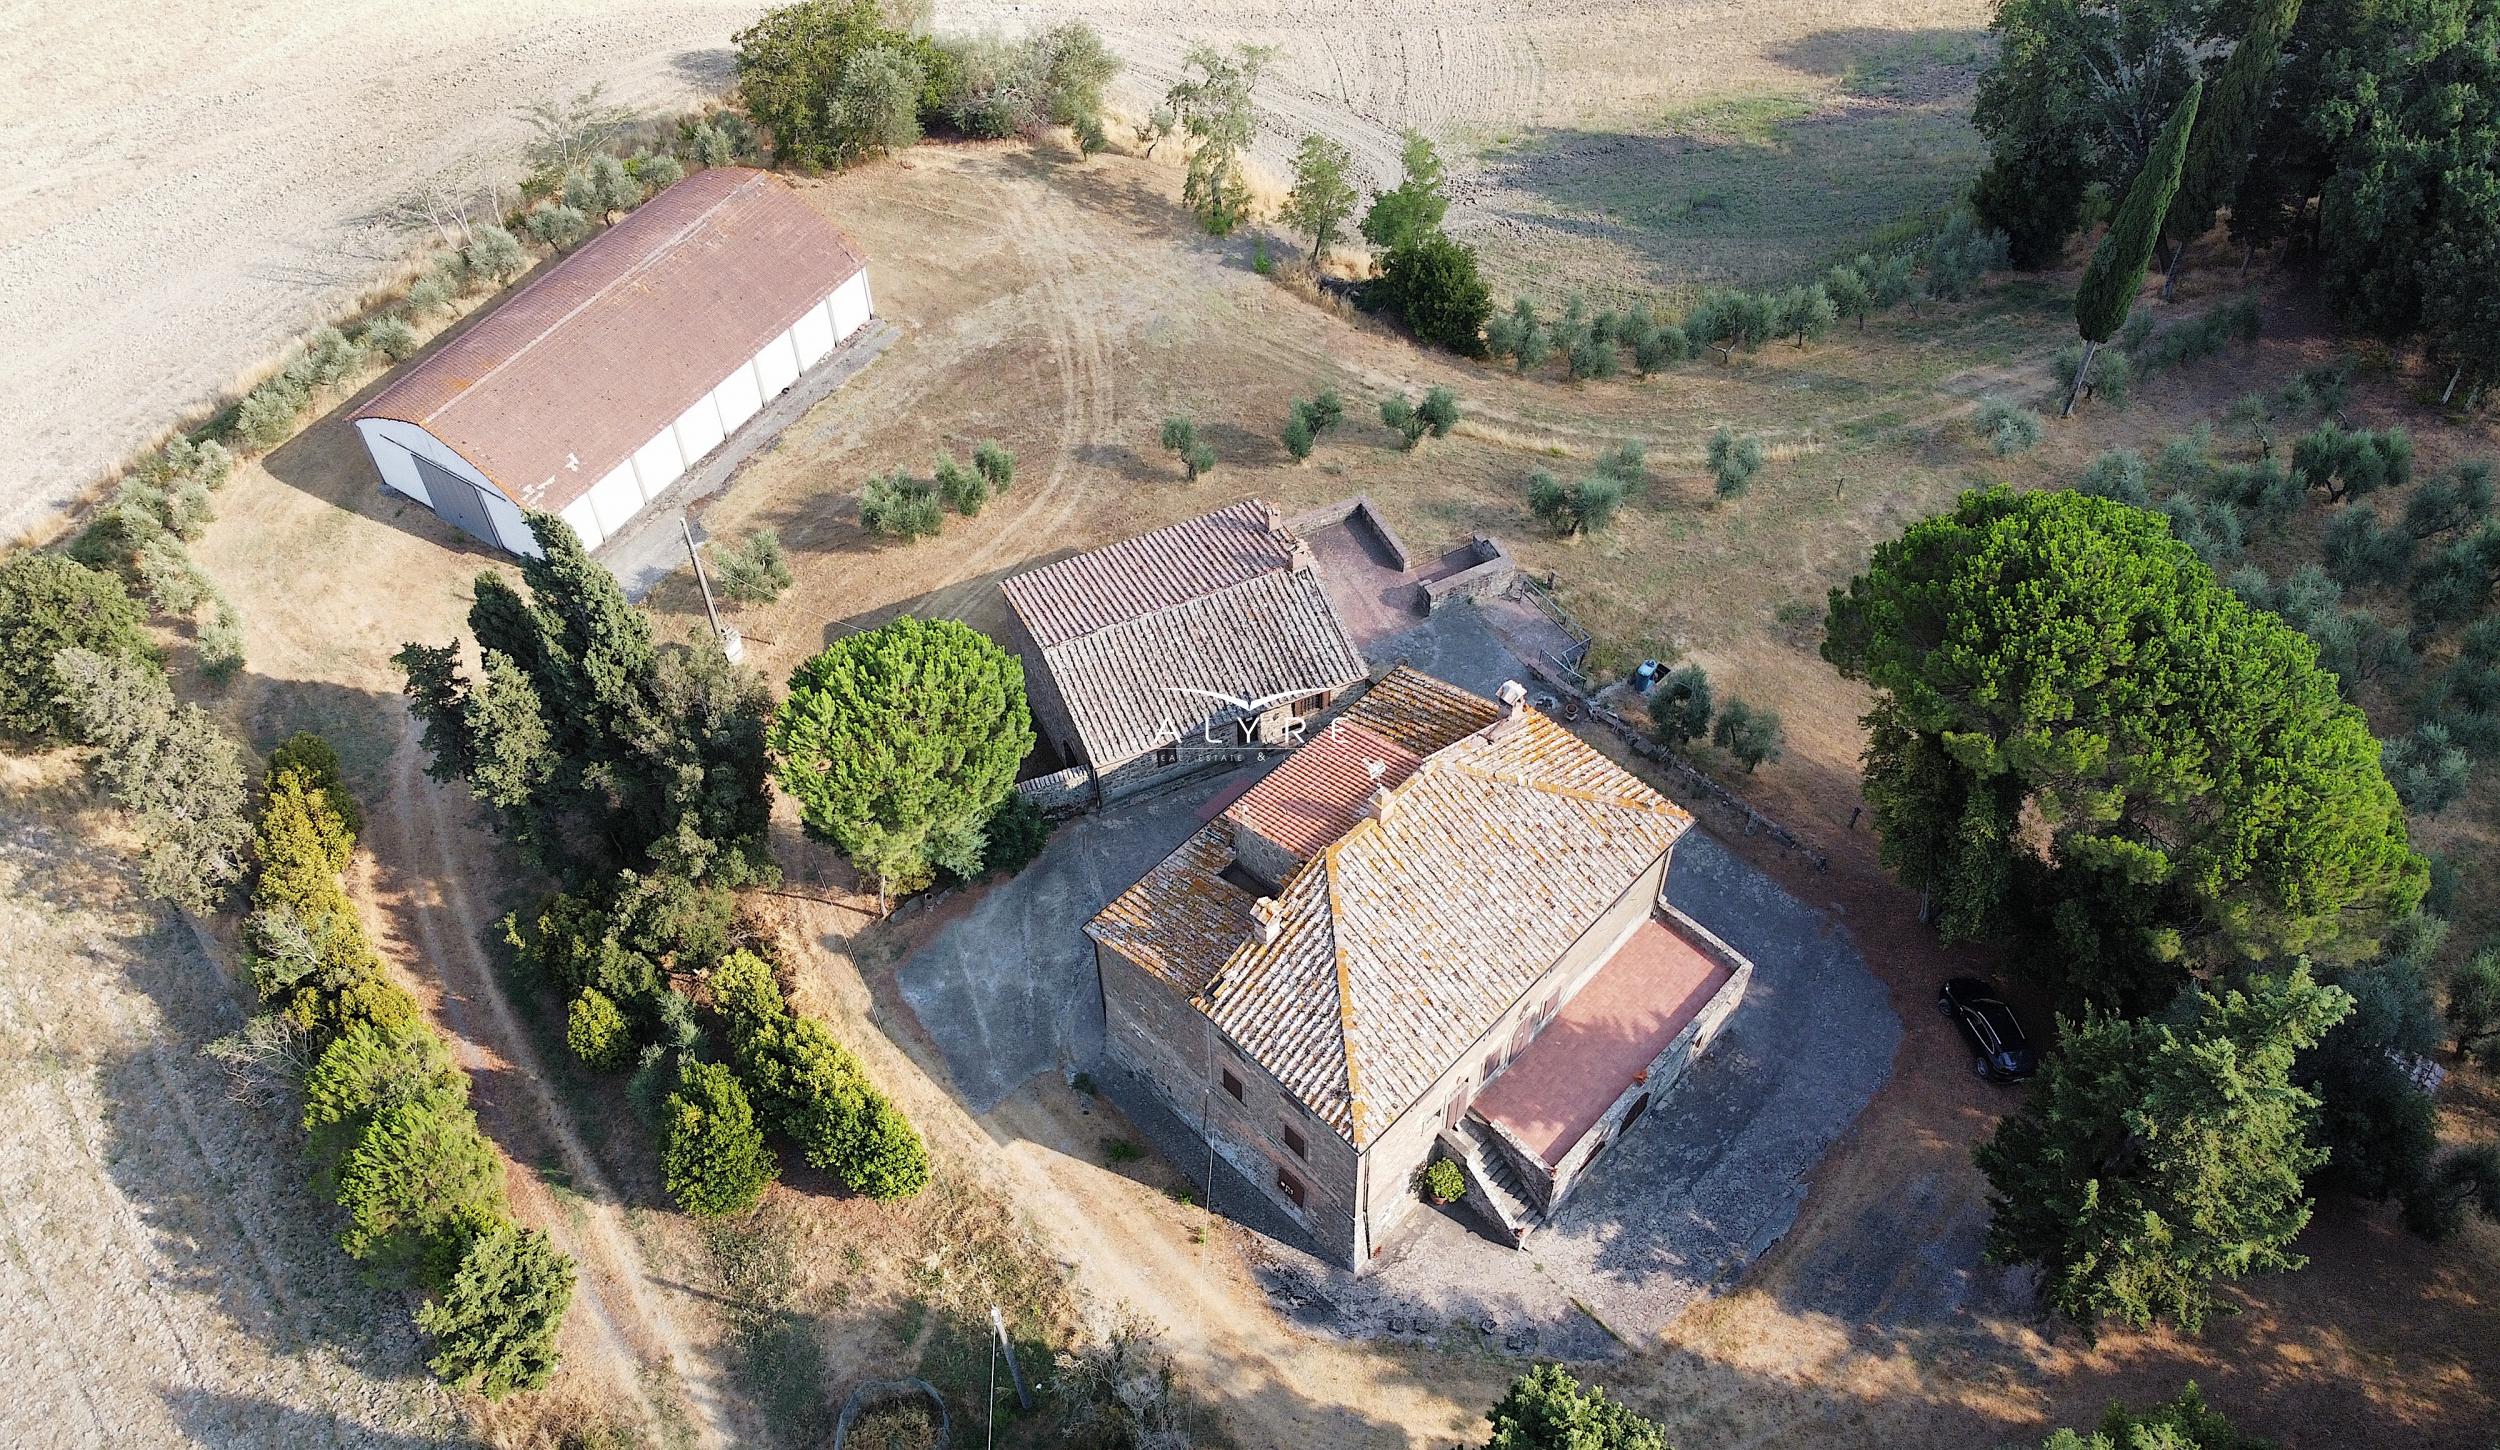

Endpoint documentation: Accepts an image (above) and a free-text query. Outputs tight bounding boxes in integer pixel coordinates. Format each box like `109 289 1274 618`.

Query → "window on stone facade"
1482 1050 1502 1084
1277 1167 1306 1207
1221 1068 1243 1102
1282 1122 1306 1159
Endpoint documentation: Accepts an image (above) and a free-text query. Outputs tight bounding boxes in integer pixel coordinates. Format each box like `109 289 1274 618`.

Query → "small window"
1482 1051 1502 1083
1282 1123 1307 1159
1155 743 1180 766
1540 993 1560 1024
1221 1068 1244 1103
1276 1167 1306 1208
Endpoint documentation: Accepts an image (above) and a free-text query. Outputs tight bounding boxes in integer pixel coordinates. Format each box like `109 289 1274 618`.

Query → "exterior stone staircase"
1444 1116 1544 1247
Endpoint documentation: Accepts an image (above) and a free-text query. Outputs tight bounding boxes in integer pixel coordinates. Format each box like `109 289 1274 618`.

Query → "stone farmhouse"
999 501 1368 807
1088 666 1753 1268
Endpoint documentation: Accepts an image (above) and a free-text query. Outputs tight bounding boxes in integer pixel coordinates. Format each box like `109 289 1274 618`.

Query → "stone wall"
1288 494 1416 571
1421 535 1517 614
1095 940 1364 1264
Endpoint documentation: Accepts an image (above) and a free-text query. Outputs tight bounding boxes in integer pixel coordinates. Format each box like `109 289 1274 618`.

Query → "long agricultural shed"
353 166 872 556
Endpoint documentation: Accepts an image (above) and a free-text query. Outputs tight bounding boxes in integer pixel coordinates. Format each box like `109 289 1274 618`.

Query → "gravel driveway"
897 772 1257 1113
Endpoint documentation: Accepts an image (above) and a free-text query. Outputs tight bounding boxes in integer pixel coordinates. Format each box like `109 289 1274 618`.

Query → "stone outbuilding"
1000 500 1368 806
1087 667 1753 1267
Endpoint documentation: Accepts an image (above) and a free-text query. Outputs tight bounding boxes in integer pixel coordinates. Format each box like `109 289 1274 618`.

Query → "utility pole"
681 514 741 662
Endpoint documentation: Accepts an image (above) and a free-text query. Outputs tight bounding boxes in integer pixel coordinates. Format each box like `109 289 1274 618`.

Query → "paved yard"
897 771 1257 1113
1246 831 1901 1358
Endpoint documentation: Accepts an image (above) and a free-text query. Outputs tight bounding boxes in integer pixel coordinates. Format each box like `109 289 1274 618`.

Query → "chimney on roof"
1498 680 1529 718
1363 758 1397 826
1251 896 1283 945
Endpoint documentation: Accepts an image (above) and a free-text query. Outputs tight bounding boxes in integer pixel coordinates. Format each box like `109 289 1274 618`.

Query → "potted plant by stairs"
1420 1156 1466 1206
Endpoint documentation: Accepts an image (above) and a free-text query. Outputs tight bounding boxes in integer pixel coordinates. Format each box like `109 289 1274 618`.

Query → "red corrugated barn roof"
355 167 865 512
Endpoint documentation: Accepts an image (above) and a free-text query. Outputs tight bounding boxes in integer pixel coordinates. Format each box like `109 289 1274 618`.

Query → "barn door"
413 454 507 551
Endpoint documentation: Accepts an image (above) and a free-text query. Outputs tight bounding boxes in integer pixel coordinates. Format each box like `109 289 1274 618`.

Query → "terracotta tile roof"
1092 673 1694 1147
1004 502 1367 770
355 167 866 511
1089 825 1256 996
1001 501 1303 648
1222 720 1421 862
1339 666 1503 753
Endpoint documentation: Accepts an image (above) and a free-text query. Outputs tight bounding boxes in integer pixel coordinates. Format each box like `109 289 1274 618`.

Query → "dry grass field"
9 4 2499 1448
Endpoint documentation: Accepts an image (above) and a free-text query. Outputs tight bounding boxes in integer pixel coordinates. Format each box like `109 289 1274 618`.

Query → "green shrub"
418 1225 576 1398
712 950 930 1201
2324 508 2414 589
934 454 987 516
302 1015 463 1179
50 647 249 914
524 204 592 251
1419 386 1461 437
972 439 1015 493
567 988 636 1071
1708 427 1765 501
2383 724 2471 814
333 1095 510 1286
1380 395 1431 449
2405 463 2495 541
465 224 526 282
2077 448 2151 507
1712 698 1783 771
1419 1157 1465 1203
2052 341 2133 409
859 473 942 539
197 599 246 682
405 274 456 319
1159 416 1214 478
1651 664 1712 749
712 528 794 604
0 553 154 742
661 1058 778 1216
1527 470 1625 537
1281 409 1315 461
982 792 1053 877
2294 422 2413 503
1377 231 1491 356
361 316 420 362
1974 396 2045 455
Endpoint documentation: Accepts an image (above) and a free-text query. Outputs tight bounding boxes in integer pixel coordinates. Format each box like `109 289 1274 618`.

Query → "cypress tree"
2065 79 2203 417
2164 0 2301 296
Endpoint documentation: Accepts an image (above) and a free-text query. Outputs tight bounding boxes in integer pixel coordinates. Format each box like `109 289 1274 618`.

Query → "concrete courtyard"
895 599 1901 1357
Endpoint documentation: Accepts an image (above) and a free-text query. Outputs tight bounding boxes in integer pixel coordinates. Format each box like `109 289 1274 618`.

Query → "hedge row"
248 735 576 1397
712 950 930 1201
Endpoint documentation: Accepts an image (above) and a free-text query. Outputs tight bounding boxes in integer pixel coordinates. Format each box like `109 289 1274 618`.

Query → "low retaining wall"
1290 493 1417 571
1422 535 1517 613
1014 766 1094 818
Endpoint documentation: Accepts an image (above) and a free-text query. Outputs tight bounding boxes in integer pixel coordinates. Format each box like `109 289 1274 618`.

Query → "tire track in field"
915 176 1117 620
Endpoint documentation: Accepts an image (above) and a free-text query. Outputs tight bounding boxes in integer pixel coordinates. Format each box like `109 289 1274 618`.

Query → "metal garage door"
413 454 506 550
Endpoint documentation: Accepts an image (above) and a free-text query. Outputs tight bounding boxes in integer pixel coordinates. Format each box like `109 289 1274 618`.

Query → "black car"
1939 977 2039 1082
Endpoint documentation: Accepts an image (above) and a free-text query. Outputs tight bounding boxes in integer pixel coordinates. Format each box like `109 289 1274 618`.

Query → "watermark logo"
1145 686 1310 752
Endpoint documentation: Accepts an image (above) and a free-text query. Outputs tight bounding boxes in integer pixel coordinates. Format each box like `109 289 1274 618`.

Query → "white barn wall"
362 268 874 559
560 496 606 549
829 272 872 340
712 361 763 435
791 299 835 368
672 393 726 466
630 428 687 500
754 329 800 396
